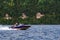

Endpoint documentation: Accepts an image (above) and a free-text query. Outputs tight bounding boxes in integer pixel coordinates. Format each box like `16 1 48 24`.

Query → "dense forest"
0 0 60 24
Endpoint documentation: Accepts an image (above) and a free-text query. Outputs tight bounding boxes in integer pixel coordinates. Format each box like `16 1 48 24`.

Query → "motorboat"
11 24 31 30
0 25 31 30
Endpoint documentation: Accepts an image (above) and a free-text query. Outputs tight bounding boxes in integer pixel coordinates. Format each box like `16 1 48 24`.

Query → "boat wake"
0 27 17 30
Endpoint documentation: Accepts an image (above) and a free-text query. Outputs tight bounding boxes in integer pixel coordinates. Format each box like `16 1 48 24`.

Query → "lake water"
0 25 60 40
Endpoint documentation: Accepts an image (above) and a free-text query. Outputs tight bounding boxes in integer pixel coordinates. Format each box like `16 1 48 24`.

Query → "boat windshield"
18 24 24 26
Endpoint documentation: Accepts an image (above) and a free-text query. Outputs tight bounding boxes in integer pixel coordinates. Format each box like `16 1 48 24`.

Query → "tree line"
0 0 60 24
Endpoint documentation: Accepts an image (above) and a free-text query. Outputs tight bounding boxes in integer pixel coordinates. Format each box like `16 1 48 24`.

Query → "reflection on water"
0 25 60 40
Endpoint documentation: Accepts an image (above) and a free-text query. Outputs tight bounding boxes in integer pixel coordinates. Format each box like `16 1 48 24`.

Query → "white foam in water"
0 25 17 30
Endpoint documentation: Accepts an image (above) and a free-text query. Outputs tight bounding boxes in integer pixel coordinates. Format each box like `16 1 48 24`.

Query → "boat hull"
11 26 30 30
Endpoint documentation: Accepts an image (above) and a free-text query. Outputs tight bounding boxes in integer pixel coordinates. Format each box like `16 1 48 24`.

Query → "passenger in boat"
13 23 19 27
13 22 24 27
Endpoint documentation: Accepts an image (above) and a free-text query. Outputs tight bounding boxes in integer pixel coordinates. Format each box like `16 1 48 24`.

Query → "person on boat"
13 22 24 27
13 22 19 27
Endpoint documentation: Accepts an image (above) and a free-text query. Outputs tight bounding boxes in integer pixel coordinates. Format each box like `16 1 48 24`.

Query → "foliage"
0 0 60 24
